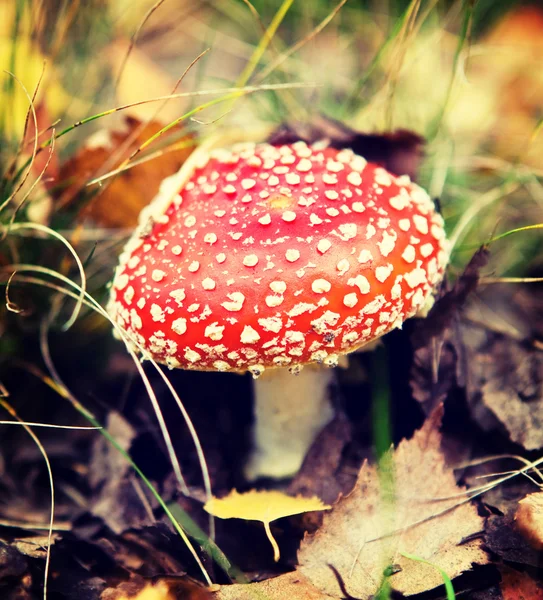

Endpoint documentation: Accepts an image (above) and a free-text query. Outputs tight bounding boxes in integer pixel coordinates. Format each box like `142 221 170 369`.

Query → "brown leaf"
56 116 194 227
212 571 323 600
477 336 543 450
500 565 543 600
298 406 488 597
288 412 353 505
515 492 543 550
101 576 213 600
485 515 542 569
268 116 425 180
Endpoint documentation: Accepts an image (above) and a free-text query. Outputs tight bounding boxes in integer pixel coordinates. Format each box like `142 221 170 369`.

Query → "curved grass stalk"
448 180 521 251
0 421 100 429
400 553 455 600
114 0 168 89
25 338 214 586
11 81 317 187
6 223 86 331
5 264 214 541
0 398 54 600
10 130 56 226
255 0 349 84
0 70 40 214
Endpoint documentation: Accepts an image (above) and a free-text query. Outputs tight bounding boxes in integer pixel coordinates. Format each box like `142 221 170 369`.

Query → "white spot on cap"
241 325 260 344
282 211 296 222
312 278 331 293
339 223 357 240
323 173 338 185
326 207 340 217
352 202 365 213
204 233 217 245
184 215 196 227
124 286 134 304
286 249 300 262
223 184 236 194
150 304 165 322
130 309 142 330
258 214 271 225
376 264 393 282
366 224 376 239
270 281 287 294
214 210 226 218
172 318 187 335
310 213 323 225
268 175 279 186
374 168 392 187
420 242 435 258
377 231 397 257
347 171 362 186
317 239 332 254
185 349 201 363
325 190 339 200
241 178 256 190
285 173 300 185
202 278 216 290
115 274 129 290
348 274 370 294
221 292 245 311
402 245 416 263
213 360 230 371
258 316 282 333
216 253 226 263
358 249 373 264
169 289 185 306
311 310 340 333
413 214 429 235
404 264 428 288
399 218 410 231
337 258 350 274
265 295 284 307
188 261 200 273
172 245 182 255
205 322 224 340
343 292 358 308
151 269 166 282
243 254 259 267
389 193 410 210
296 158 312 172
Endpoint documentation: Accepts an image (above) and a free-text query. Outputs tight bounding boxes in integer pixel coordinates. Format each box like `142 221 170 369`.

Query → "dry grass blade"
3 262 215 556
96 48 208 192
256 0 349 83
0 420 101 429
0 69 40 214
114 0 168 89
10 129 55 226
6 223 86 331
449 180 521 250
0 398 55 600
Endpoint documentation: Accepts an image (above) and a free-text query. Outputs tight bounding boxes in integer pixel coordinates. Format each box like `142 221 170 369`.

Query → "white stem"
245 365 335 480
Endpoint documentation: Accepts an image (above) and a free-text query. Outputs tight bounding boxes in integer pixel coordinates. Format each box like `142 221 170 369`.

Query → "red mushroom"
107 140 449 479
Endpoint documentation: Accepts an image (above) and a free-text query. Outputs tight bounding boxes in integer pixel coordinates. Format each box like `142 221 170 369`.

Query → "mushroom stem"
245 365 335 480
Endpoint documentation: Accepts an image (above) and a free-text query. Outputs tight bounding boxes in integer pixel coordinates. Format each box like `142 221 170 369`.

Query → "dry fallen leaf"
212 571 323 600
298 406 488 597
101 580 174 600
204 490 331 562
56 116 194 227
101 577 213 600
500 565 543 600
515 491 543 550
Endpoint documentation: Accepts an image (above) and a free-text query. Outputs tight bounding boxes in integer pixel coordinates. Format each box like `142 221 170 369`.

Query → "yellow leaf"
204 490 330 562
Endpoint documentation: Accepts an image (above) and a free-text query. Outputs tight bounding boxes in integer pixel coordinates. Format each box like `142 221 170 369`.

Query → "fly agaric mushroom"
107 140 449 480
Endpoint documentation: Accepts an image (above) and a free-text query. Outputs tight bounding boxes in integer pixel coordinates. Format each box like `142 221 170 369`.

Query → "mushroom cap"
107 141 449 375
